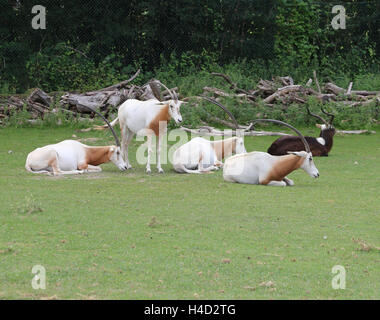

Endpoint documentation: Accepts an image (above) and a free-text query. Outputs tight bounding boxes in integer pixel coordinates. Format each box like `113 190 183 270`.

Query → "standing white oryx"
223 120 320 186
109 81 184 173
172 136 247 173
25 108 127 176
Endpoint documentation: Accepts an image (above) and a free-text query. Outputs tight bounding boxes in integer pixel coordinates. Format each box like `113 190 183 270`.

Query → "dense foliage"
0 0 379 93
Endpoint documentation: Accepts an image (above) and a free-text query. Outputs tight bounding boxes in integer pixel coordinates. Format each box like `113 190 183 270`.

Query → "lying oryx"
25 109 127 175
172 136 246 173
223 120 320 186
171 96 246 173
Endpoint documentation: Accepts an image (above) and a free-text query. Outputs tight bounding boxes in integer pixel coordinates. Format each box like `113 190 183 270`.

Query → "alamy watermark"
31 265 46 290
30 4 347 31
331 265 346 290
331 5 346 30
31 5 46 30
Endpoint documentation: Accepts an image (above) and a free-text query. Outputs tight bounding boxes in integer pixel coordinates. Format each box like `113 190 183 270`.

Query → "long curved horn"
201 96 239 129
149 80 163 101
306 106 328 125
79 105 120 147
157 80 176 101
321 107 335 125
252 119 311 153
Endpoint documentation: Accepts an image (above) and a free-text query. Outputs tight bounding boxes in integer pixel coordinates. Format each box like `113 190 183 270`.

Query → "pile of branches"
0 69 179 124
202 71 380 108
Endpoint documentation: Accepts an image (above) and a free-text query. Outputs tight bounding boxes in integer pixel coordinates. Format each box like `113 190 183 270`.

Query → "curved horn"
157 81 176 101
148 80 163 101
201 96 239 130
321 107 335 125
79 105 120 147
306 106 328 125
252 119 311 153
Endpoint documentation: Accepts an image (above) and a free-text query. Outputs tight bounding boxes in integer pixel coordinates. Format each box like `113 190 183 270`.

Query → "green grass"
0 126 379 300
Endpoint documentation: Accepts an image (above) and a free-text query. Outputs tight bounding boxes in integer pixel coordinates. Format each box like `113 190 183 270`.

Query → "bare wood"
99 69 140 91
203 87 231 97
263 85 302 104
324 82 345 95
313 70 321 94
346 82 353 95
337 129 376 134
211 72 256 99
28 88 52 107
180 126 289 137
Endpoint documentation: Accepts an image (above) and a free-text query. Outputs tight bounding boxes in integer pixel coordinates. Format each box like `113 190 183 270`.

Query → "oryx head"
235 137 247 154
156 80 183 124
167 99 183 124
109 146 127 171
306 107 336 134
78 105 128 171
287 151 319 178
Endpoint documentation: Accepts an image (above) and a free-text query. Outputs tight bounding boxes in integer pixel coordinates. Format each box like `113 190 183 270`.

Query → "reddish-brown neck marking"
85 146 111 166
149 104 171 136
212 138 237 160
261 154 305 185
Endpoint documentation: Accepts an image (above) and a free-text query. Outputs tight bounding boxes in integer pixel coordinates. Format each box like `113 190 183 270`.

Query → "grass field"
0 126 379 300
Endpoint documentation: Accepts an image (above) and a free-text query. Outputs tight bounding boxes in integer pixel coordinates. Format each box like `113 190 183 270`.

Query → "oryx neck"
211 137 237 160
85 146 111 166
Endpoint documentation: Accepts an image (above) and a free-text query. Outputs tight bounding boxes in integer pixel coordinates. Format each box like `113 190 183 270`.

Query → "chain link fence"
0 0 379 92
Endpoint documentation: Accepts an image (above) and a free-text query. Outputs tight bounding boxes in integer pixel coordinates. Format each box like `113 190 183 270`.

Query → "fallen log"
180 126 289 137
337 129 376 134
211 72 256 100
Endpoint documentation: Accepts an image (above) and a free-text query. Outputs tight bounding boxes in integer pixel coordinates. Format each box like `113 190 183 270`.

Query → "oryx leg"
156 133 164 173
123 128 134 169
283 177 294 186
51 163 85 176
213 159 224 170
84 164 102 173
198 156 218 173
146 132 153 174
78 163 101 173
199 164 218 172
266 180 287 187
120 121 133 168
48 156 83 176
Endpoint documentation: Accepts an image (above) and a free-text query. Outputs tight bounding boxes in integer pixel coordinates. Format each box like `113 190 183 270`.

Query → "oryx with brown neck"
223 120 320 186
109 81 184 173
267 107 336 156
173 136 246 173
25 108 127 176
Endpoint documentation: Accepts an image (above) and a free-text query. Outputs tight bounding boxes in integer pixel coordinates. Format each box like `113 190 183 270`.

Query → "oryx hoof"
158 168 164 174
284 178 294 186
146 168 151 174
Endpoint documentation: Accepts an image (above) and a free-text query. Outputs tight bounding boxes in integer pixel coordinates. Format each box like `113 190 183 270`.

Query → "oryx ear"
316 124 322 128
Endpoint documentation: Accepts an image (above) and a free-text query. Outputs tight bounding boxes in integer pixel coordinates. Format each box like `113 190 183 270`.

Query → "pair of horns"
306 107 335 125
201 96 239 129
251 119 311 154
79 105 120 147
150 79 179 102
